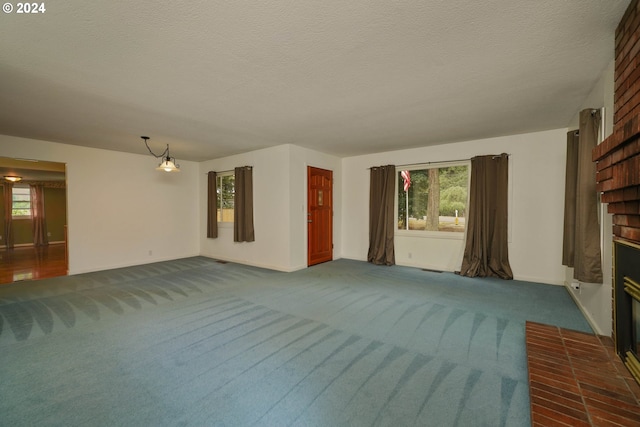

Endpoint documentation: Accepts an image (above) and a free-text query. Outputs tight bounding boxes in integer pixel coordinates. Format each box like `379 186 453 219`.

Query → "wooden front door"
307 166 333 266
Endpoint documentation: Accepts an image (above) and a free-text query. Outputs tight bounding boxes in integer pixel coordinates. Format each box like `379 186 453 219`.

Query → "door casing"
307 166 333 266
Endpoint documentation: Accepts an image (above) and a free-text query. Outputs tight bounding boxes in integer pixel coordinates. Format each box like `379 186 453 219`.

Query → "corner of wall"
562 58 616 337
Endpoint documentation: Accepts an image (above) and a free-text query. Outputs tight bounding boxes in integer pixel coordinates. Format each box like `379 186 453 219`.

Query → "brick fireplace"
592 0 640 385
525 2 640 424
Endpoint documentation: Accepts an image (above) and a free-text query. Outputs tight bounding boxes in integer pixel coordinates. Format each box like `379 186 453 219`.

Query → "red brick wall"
614 0 640 128
594 0 640 243
593 0 640 341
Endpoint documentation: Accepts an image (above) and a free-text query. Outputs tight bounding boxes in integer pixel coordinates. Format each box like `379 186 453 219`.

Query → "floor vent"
422 268 443 273
216 260 228 264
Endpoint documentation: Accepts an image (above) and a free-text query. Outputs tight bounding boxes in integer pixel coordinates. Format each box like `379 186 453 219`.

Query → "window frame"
395 161 471 240
216 171 235 226
11 186 32 220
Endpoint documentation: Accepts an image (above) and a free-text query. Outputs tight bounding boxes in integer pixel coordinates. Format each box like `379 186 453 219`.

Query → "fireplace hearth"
614 240 640 384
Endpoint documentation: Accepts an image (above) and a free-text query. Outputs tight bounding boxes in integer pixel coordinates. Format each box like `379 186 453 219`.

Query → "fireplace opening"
614 240 640 384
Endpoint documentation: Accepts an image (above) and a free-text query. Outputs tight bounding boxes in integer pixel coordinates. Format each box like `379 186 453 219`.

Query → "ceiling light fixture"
141 136 180 172
4 175 22 182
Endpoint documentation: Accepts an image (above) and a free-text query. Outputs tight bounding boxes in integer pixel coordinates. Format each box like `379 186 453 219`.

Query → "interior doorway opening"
0 157 68 284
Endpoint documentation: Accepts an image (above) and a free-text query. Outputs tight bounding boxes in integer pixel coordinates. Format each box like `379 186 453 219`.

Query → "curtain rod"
369 154 510 170
397 158 473 168
204 166 252 175
572 109 602 136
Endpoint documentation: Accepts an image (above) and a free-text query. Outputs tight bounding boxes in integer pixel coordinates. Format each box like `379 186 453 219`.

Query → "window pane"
217 174 235 223
398 169 429 230
438 166 468 232
397 165 468 232
12 187 31 218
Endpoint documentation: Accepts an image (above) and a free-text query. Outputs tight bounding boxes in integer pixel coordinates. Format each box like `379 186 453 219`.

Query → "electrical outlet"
148 250 153 256
408 252 412 259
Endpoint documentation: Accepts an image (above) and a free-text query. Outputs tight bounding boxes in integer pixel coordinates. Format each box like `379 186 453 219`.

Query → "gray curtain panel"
30 184 48 247
572 109 603 283
207 171 218 239
367 165 396 265
3 183 14 249
459 154 513 279
562 130 579 267
234 166 255 242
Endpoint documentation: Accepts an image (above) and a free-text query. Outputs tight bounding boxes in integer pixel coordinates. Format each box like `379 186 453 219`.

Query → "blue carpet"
0 258 591 426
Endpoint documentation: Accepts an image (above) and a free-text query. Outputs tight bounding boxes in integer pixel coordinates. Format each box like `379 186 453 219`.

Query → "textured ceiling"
0 0 631 161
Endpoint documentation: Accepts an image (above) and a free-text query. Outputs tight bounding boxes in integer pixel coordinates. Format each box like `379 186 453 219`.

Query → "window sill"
395 230 464 240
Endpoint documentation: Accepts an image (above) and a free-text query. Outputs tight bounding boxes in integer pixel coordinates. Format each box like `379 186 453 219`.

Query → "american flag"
401 170 411 192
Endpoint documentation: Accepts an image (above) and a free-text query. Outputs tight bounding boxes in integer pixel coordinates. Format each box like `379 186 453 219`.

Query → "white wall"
2 120 611 332
564 60 615 336
199 144 342 272
0 135 200 274
341 128 568 285
199 145 291 270
289 145 342 270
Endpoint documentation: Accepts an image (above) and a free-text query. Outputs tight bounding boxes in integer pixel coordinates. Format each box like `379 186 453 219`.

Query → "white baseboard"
68 252 200 275
199 253 347 273
0 241 66 250
564 280 604 335
513 275 564 286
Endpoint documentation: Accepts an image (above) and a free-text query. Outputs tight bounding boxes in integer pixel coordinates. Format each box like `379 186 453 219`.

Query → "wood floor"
0 244 67 285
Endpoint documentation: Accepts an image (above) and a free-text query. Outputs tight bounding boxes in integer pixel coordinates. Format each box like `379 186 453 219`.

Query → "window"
217 172 234 223
397 164 469 233
12 186 31 219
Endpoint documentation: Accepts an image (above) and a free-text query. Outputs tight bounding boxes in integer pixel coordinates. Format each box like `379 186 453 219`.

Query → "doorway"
0 157 68 284
307 166 333 266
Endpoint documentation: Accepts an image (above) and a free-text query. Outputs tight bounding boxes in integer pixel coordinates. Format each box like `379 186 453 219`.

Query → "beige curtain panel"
562 131 579 267
562 109 602 283
3 183 14 249
459 154 513 279
367 165 396 266
30 184 48 247
234 166 255 243
207 171 218 239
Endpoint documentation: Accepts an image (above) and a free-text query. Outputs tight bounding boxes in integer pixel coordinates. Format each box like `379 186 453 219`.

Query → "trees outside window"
397 165 469 233
217 173 234 223
12 187 31 218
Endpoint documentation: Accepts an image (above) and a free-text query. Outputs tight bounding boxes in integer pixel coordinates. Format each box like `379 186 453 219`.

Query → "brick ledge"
593 112 640 162
525 321 640 426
